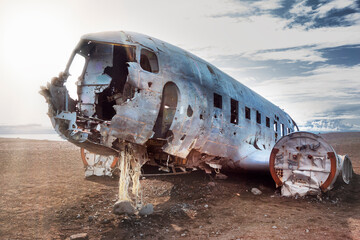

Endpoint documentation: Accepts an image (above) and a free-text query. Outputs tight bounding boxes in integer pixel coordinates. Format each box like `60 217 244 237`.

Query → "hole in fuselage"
187 105 193 117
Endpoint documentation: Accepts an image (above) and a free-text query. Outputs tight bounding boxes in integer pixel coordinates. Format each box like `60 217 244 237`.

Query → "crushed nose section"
40 40 140 155
40 72 89 142
269 132 353 197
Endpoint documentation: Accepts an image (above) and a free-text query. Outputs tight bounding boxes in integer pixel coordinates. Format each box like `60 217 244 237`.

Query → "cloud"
300 119 360 132
251 0 283 10
212 0 360 29
211 0 283 18
249 47 326 63
286 0 360 29
210 44 360 87
316 0 356 18
192 5 360 65
247 64 360 131
0 0 359 133
289 0 314 17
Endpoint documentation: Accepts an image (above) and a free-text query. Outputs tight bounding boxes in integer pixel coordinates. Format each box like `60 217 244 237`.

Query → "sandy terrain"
0 132 359 239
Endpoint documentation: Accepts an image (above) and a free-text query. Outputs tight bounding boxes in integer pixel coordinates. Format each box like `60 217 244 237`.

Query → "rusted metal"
321 152 337 191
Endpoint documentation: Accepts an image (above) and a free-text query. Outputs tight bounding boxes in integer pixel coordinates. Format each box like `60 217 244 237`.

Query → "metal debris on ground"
69 233 88 240
251 188 262 195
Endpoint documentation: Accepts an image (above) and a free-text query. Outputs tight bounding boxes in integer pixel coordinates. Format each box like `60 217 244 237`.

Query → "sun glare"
65 54 86 101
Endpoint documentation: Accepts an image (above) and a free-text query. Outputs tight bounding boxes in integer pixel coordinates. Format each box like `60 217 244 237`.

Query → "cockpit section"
40 38 164 156
67 41 137 120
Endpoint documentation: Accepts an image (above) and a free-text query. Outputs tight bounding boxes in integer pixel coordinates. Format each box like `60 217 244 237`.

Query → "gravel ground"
0 132 359 239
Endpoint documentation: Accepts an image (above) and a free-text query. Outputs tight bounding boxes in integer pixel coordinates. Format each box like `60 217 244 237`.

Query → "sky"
0 0 359 132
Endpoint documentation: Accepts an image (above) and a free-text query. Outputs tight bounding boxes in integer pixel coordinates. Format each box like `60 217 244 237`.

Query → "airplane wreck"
40 31 353 212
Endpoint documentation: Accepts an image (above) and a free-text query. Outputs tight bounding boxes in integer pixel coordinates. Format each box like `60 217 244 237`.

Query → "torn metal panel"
269 132 353 197
81 148 118 177
109 90 161 144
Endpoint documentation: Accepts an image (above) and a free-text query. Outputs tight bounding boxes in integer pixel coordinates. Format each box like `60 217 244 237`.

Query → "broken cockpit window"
65 40 137 120
65 54 85 101
140 49 159 73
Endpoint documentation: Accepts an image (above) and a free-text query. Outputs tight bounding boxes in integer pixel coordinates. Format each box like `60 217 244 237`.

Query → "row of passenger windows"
213 93 292 136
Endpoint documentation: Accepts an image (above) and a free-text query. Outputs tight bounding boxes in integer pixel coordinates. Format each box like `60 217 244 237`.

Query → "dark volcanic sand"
0 132 359 239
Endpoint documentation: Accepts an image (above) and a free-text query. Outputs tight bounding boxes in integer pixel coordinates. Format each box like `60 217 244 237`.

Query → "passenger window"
287 127 291 134
256 111 261 124
230 99 239 124
266 117 270 128
245 107 251 120
214 93 222 109
140 49 159 73
281 124 284 136
274 121 278 132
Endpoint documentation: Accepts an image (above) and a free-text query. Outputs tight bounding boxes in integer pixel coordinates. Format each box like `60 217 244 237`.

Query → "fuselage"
42 31 298 172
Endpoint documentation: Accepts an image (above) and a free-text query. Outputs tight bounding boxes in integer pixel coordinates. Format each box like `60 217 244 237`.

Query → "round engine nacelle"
269 132 353 197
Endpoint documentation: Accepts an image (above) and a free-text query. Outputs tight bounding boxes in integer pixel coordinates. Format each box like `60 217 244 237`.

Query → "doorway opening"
153 82 179 139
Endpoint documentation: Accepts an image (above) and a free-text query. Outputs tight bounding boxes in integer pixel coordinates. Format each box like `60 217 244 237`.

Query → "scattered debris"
69 233 88 240
251 188 262 195
82 148 118 177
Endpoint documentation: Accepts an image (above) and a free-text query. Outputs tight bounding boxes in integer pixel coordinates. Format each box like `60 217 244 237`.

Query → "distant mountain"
0 124 56 134
299 119 360 133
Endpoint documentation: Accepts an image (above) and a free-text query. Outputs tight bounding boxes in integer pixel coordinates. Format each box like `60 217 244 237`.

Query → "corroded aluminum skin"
41 31 298 171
